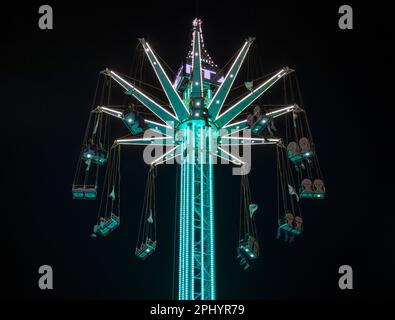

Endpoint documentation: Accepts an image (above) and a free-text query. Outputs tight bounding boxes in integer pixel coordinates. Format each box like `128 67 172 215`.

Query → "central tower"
178 121 216 300
176 19 219 299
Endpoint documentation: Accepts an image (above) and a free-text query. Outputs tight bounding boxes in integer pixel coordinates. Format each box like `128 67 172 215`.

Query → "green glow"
200 126 205 299
191 27 203 99
207 39 253 119
178 138 185 299
188 122 196 300
177 121 217 300
185 129 190 298
101 20 293 301
208 127 216 299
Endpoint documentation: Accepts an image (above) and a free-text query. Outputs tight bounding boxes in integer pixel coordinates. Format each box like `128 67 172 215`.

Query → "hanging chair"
72 74 112 200
72 150 100 201
299 178 314 199
135 238 157 260
276 144 304 242
123 109 145 135
81 140 108 166
93 214 120 237
135 166 158 260
246 105 272 135
80 111 109 166
91 145 121 237
287 137 314 163
237 173 260 269
72 185 97 200
283 73 326 200
238 234 260 260
312 179 326 199
278 212 303 236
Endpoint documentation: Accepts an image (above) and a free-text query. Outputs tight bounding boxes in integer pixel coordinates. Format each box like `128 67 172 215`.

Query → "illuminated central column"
178 120 216 300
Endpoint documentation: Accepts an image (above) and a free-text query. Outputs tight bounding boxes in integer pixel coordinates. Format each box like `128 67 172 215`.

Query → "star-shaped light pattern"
100 19 294 167
97 19 297 300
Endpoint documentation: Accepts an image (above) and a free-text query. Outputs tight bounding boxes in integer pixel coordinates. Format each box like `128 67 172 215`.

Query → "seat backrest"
294 216 303 229
287 141 300 156
247 114 255 127
253 105 262 118
299 137 311 152
286 212 294 226
301 178 313 192
313 179 325 193
252 239 259 254
124 111 136 122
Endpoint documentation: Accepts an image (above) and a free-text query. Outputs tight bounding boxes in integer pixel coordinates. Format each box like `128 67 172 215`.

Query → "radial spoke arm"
208 38 255 119
115 136 175 146
215 146 245 166
190 20 203 99
96 106 124 118
218 136 281 146
265 104 300 118
145 119 173 136
139 39 190 121
214 67 293 128
220 119 248 137
102 69 179 126
151 145 181 166
96 105 172 137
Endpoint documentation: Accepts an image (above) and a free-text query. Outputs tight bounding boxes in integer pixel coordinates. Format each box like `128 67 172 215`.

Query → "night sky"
1 1 392 300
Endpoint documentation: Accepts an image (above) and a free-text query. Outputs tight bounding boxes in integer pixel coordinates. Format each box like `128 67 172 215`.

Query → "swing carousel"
72 18 326 299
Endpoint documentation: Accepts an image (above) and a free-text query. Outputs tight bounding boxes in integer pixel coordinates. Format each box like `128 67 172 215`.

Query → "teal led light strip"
178 138 184 300
200 126 205 300
208 128 216 299
185 129 190 299
190 123 195 299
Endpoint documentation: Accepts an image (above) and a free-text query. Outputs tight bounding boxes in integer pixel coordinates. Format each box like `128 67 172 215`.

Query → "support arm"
215 146 245 166
218 104 299 137
218 136 281 146
190 19 204 99
214 67 293 128
96 106 172 136
208 38 255 119
96 106 124 118
220 119 248 137
265 104 300 118
145 119 173 136
102 69 179 125
115 137 175 146
139 39 190 121
151 145 181 166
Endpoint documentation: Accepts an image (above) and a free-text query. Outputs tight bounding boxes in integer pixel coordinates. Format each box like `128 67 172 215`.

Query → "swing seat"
123 112 145 135
81 145 108 165
236 249 251 270
299 178 326 199
82 145 96 161
299 189 315 199
72 185 97 200
250 116 271 135
278 217 303 235
299 190 326 199
238 234 259 260
312 179 326 199
288 149 315 163
93 214 120 237
135 239 157 260
313 192 326 199
287 138 315 163
92 148 108 165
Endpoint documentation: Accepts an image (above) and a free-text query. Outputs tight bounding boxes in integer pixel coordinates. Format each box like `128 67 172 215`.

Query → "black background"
1 1 393 301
